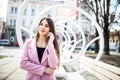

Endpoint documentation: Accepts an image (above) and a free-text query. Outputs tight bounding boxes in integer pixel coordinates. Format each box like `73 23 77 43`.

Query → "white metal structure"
16 0 104 75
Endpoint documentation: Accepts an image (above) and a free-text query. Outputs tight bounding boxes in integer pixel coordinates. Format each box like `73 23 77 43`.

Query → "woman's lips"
40 30 45 32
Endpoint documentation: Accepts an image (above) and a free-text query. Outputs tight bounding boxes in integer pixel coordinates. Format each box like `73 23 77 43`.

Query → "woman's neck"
36 35 47 47
37 35 47 43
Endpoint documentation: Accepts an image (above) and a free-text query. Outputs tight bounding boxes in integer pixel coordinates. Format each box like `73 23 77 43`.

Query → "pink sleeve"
47 43 58 68
20 39 46 76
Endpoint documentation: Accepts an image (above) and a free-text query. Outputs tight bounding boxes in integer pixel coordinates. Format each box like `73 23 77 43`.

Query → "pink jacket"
20 39 58 80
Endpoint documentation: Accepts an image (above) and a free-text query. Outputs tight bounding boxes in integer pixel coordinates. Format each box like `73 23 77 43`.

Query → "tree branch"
79 1 95 15
95 0 99 23
98 0 104 17
103 0 105 17
109 4 119 23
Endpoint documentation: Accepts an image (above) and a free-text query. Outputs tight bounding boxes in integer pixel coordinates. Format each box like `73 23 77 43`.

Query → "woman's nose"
41 25 45 29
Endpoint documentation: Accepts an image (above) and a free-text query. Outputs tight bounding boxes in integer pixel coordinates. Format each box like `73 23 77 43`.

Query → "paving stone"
0 73 9 80
13 69 26 74
5 74 26 80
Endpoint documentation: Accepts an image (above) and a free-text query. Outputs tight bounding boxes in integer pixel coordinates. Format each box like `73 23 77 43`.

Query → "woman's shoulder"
24 38 35 44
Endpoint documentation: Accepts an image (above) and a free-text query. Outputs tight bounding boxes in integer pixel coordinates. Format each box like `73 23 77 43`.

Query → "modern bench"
80 56 120 80
55 64 85 80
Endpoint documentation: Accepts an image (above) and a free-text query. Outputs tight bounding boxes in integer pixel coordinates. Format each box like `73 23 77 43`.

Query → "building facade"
1 0 95 47
3 0 64 46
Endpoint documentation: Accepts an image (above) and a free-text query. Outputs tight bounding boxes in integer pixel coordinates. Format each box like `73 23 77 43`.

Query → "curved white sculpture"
16 0 104 73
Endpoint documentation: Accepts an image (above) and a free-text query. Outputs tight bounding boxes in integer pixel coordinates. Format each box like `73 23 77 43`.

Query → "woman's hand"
47 32 54 45
47 32 54 42
44 67 55 75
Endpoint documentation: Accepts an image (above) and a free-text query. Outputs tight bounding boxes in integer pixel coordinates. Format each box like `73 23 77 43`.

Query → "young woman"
20 17 60 80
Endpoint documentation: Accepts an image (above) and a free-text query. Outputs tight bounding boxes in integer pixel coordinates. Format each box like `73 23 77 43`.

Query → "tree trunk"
103 0 110 55
95 0 99 53
95 29 99 53
104 15 110 55
104 29 110 55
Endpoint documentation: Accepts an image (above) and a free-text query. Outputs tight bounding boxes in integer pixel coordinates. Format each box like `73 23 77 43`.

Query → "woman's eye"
45 25 49 27
40 23 43 26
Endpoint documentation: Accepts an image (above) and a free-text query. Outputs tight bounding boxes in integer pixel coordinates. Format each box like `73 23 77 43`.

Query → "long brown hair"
35 17 60 66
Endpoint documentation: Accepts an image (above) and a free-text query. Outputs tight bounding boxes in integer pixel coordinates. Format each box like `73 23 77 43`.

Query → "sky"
0 0 8 21
111 5 120 31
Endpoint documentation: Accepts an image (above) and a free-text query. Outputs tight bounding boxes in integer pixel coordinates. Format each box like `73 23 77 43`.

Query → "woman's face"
38 19 50 36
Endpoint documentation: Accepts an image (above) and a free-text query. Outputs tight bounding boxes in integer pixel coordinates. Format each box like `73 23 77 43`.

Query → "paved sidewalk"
0 47 100 80
0 47 26 80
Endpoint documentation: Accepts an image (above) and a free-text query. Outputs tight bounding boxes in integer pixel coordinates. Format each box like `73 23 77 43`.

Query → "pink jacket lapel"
28 39 48 64
28 39 40 64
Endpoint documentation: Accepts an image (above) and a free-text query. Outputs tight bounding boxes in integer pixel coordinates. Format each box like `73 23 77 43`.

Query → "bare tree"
78 0 120 55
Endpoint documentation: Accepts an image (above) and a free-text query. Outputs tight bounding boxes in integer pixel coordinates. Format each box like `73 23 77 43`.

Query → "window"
10 19 16 26
31 9 35 16
10 19 12 26
22 20 26 26
23 9 27 15
10 6 17 14
13 19 16 26
15 7 17 14
11 7 14 14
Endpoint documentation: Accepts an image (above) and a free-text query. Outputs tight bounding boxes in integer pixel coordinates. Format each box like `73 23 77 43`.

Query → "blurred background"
0 0 120 54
